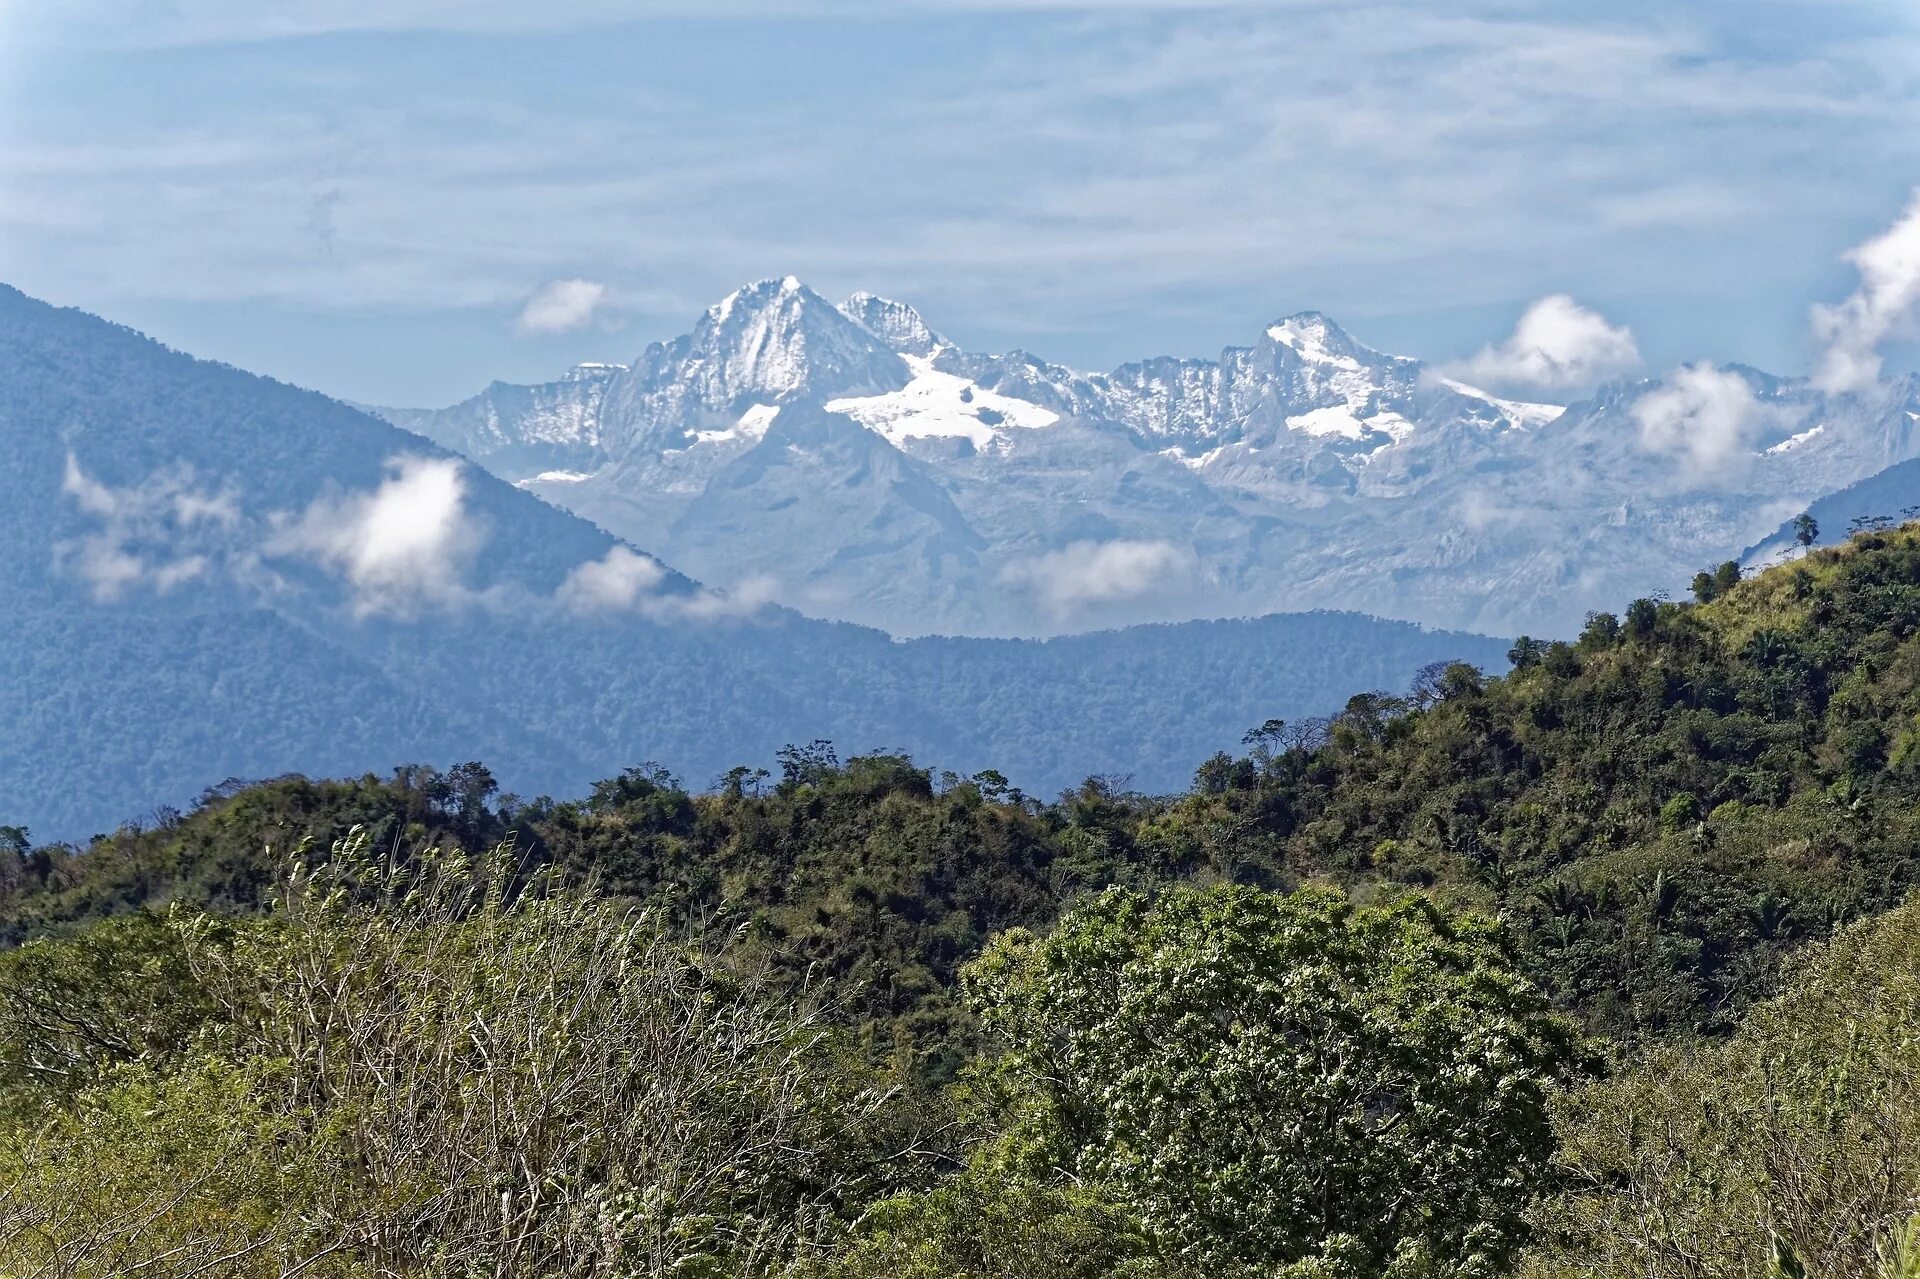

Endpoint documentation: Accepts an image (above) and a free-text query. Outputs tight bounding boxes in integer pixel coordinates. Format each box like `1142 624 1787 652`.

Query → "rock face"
384 282 1920 638
379 361 623 480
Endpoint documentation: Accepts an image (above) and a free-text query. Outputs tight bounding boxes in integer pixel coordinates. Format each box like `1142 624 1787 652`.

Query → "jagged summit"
675 277 906 406
1263 310 1375 362
838 292 943 357
707 274 807 321
2 279 1528 836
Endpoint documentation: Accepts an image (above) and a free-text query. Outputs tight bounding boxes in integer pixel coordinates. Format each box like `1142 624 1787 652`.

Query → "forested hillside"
7 527 1920 1275
0 284 1505 839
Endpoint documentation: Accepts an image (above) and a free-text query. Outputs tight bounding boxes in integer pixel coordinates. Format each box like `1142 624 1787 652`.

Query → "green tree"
967 884 1581 1277
1794 511 1820 551
1578 610 1620 647
1692 562 1743 602
1624 597 1660 639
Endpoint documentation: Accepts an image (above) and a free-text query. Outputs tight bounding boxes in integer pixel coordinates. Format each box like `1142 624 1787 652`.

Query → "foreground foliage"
10 528 1920 1272
970 886 1578 1276
0 842 1575 1277
0 838 918 1278
1525 894 1920 1279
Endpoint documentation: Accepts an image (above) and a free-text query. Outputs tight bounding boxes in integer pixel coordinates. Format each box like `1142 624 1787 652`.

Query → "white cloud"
516 278 609 335
556 545 666 612
1812 189 1920 395
678 574 780 621
150 555 211 591
1450 294 1640 393
1455 488 1522 532
70 537 147 599
173 490 240 526
556 547 777 621
1001 539 1188 616
269 456 482 616
1630 362 1765 474
59 455 237 600
62 455 125 519
61 452 776 624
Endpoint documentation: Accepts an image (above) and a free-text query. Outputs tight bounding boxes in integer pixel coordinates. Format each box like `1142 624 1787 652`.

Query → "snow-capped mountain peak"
381 283 1920 642
684 276 906 404
706 274 803 324
1264 310 1365 362
1259 310 1411 384
1227 310 1427 451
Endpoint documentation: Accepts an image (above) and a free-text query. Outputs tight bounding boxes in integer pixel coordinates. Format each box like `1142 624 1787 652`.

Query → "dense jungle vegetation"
9 526 1920 1276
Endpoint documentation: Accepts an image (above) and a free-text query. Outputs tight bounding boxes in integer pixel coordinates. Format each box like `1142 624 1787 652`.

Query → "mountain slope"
0 605 590 838
1160 519 1920 1041
387 283 1920 638
0 285 1507 839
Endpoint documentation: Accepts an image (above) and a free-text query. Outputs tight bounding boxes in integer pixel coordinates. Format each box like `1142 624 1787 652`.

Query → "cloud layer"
60 455 237 600
59 451 784 624
269 456 482 616
557 546 777 620
1001 539 1188 617
1630 362 1765 474
1812 189 1920 395
1450 295 1641 393
516 278 610 335
557 545 665 611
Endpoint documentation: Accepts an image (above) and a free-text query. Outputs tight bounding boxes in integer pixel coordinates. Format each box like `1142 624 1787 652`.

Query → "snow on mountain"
826 353 1059 450
588 277 906 462
1740 384 1920 568
378 283 1920 639
680 276 906 405
1263 310 1420 418
686 402 781 449
1432 377 1563 430
4 280 1527 836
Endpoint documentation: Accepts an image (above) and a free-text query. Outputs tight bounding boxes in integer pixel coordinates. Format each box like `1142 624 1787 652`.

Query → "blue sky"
2 0 1917 406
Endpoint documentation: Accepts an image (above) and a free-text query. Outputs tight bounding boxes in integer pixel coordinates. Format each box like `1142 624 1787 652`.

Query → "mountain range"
383 277 1920 638
0 284 1507 840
